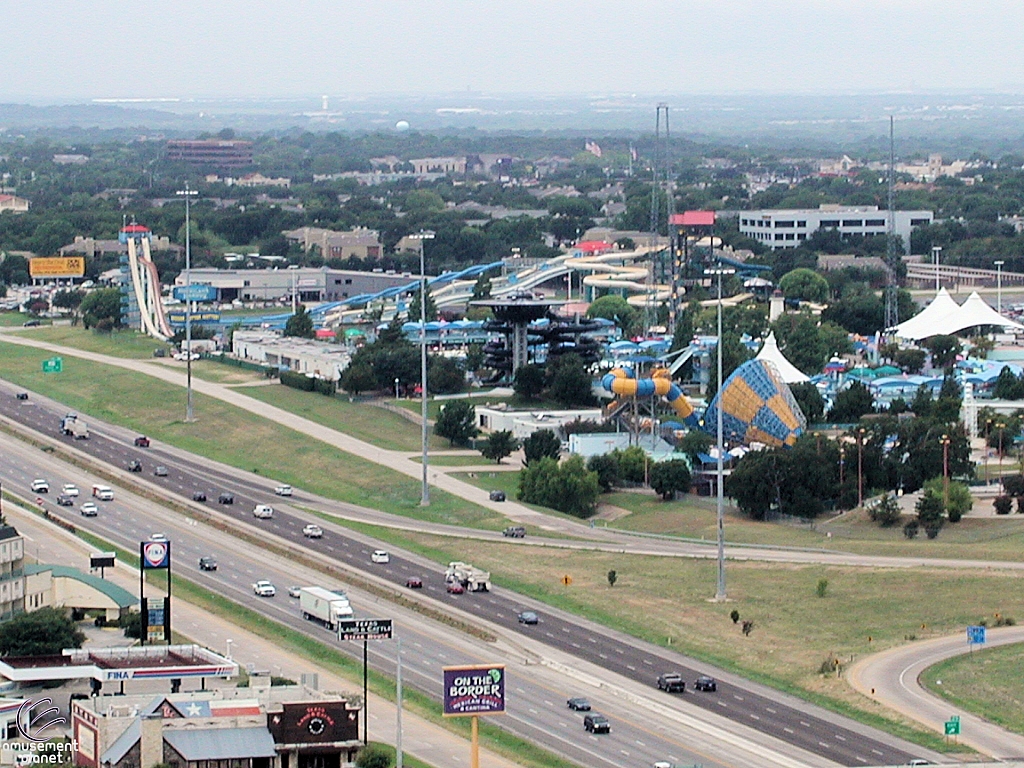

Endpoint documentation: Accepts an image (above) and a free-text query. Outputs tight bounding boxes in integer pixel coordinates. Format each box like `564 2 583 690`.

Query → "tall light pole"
176 183 198 422
857 428 866 508
932 245 942 293
940 433 951 508
410 230 435 506
994 260 1005 315
706 265 734 602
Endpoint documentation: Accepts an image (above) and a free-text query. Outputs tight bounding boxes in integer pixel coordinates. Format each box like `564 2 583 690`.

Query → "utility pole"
883 116 900 331
176 183 199 422
410 230 435 506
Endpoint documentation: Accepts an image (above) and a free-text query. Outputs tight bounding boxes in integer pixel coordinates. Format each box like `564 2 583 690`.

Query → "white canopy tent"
890 288 1024 340
755 331 810 383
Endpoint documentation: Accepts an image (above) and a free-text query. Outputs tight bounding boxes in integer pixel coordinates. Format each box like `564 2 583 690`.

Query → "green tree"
339 362 377 395
586 453 620 492
994 494 1013 515
51 288 85 312
427 355 465 394
789 382 824 424
607 569 617 587
677 430 713 463
926 335 962 370
547 353 594 407
518 455 599 517
284 305 315 338
480 430 517 464
0 606 85 656
355 743 392 768
868 493 902 527
894 348 927 374
828 382 875 423
513 364 546 401
612 446 648 484
434 400 478 446
587 295 637 333
779 268 829 303
915 488 945 533
470 272 493 301
648 459 692 500
522 429 561 466
407 281 438 322
79 287 122 329
922 477 972 521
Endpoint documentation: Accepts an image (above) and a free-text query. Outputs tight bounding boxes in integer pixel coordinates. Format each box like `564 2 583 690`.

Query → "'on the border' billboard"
443 664 505 717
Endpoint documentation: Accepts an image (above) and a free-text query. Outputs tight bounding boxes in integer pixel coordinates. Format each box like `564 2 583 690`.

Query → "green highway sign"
945 718 961 736
42 357 62 373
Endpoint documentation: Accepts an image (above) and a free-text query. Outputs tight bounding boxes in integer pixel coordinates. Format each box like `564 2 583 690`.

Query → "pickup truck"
252 580 276 597
657 673 686 693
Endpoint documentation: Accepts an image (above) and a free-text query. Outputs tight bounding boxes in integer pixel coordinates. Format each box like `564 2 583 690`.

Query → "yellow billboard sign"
29 257 86 278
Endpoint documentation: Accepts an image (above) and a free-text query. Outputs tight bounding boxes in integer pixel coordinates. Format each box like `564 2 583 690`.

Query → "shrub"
280 370 315 391
816 578 829 598
994 495 1013 515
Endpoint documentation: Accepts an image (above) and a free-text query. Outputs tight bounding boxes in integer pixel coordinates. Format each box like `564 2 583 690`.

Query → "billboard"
90 552 116 569
337 618 392 641
141 596 170 644
140 540 170 569
443 664 506 717
267 702 359 744
173 285 218 302
167 311 221 326
29 256 86 278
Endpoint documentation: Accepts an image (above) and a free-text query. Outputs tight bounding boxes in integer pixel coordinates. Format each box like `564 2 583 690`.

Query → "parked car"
274 485 293 496
218 493 235 504
253 504 274 519
80 502 98 517
62 484 80 497
657 673 686 693
198 556 218 571
583 714 610 734
406 577 423 589
192 491 207 502
566 698 591 711
56 494 74 506
15 392 28 401
489 490 506 502
302 524 323 538
252 580 276 597
31 479 49 493
446 581 465 594
134 436 150 448
517 611 539 625
127 460 142 472
693 675 717 692
371 550 390 564
503 526 526 538
154 466 169 477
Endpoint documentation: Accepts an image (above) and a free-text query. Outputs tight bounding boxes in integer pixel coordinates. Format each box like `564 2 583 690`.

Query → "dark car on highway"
406 577 423 589
192 491 207 502
489 490 506 502
583 714 610 734
15 392 28 400
154 466 168 477
503 526 525 538
56 494 74 506
218 493 234 504
198 556 218 571
566 697 591 711
134 436 150 447
657 673 686 693
694 675 717 692
517 610 539 625
128 460 142 472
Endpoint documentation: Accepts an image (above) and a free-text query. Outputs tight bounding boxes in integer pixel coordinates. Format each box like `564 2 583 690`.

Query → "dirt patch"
593 503 633 522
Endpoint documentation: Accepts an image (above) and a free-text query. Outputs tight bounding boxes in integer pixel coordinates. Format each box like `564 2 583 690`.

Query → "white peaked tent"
890 287 961 340
755 332 810 383
955 291 1024 333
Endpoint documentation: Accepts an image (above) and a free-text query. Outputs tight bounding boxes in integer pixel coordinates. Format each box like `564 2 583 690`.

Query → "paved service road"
849 628 1024 761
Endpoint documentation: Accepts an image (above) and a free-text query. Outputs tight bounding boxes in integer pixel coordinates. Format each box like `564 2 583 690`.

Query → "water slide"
601 366 696 424
124 232 172 340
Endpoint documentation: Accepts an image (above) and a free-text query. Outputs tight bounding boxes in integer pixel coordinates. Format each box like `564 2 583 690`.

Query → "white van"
91 484 114 501
253 504 274 519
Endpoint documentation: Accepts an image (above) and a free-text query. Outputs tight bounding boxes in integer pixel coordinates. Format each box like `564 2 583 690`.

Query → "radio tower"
647 104 671 333
883 116 900 331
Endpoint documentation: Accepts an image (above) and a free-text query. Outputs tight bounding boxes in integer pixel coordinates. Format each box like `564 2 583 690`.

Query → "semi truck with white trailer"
299 586 353 630
60 413 89 439
445 561 491 592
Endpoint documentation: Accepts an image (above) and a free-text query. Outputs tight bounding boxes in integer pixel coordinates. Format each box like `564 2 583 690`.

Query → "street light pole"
932 245 942 293
176 183 199 422
857 428 865 508
411 230 435 507
705 265 734 602
940 434 951 508
994 260 1005 315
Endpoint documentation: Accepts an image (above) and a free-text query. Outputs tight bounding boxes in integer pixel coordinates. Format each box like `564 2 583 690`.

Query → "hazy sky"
5 1 1022 99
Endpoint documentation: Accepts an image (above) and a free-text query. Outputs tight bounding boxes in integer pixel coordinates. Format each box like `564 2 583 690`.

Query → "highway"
0 379 937 766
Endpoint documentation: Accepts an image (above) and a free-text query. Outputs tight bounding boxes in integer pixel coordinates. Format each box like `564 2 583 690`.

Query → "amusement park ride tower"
119 223 172 340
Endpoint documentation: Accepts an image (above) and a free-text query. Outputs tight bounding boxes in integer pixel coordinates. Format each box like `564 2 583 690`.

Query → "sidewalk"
7 501 521 768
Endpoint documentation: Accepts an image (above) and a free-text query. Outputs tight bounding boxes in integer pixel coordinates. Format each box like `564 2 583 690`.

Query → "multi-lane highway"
0 380 938 766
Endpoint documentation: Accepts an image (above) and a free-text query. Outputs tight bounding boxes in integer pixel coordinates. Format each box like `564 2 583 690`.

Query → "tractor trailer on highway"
299 586 353 630
60 413 89 439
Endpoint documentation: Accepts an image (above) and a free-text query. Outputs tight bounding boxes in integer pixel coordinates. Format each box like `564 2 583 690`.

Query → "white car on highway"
62 483 80 497
252 580 276 597
274 485 293 496
253 504 274 519
302 524 323 538
371 550 390 564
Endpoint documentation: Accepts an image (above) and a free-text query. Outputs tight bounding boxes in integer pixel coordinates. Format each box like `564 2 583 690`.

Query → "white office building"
738 205 932 252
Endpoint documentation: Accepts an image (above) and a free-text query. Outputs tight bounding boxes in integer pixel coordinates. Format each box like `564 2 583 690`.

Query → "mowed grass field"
0 341 505 529
921 644 1024 735
26 325 171 358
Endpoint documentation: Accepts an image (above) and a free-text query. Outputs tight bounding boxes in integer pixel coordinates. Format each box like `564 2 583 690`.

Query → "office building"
737 205 932 252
